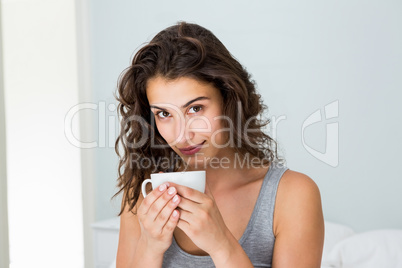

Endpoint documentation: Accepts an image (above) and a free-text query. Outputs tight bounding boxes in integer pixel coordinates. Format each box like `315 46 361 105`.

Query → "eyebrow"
149 96 210 110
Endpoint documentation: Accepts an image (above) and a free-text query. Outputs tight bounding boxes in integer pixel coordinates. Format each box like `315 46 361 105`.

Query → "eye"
188 105 203 114
156 110 171 119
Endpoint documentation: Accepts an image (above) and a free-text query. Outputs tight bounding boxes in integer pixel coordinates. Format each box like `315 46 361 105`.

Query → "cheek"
155 122 174 143
209 117 222 133
187 116 211 133
203 108 226 143
208 118 229 145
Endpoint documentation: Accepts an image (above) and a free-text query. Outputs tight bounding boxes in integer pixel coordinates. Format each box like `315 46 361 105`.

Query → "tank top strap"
263 161 289 232
240 161 289 244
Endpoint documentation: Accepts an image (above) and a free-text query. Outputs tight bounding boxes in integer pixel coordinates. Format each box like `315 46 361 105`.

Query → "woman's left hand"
169 182 232 255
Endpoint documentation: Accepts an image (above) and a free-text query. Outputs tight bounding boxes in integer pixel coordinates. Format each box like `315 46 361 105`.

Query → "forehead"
146 76 221 105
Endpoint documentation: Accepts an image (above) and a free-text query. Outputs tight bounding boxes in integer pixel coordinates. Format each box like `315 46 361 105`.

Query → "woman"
114 22 324 267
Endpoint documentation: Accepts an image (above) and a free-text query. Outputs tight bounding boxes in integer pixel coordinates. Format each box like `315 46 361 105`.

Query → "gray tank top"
163 162 289 268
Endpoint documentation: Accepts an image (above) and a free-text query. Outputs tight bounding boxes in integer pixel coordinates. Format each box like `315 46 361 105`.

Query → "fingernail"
159 184 167 191
168 187 176 195
172 195 179 203
172 210 179 218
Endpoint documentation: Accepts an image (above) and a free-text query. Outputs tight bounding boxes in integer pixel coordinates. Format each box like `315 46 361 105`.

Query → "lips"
178 141 206 156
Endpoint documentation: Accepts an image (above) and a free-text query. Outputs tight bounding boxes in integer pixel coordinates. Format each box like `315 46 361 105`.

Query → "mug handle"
141 179 152 197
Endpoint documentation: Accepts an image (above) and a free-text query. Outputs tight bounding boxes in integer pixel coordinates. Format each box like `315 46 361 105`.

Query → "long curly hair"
114 21 282 215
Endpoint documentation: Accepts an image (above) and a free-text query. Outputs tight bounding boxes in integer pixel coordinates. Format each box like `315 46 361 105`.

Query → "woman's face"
146 76 230 169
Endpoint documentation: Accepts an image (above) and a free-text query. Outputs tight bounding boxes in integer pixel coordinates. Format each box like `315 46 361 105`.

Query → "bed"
321 221 402 268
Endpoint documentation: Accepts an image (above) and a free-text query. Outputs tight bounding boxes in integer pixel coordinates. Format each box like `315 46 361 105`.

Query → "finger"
138 183 170 215
148 186 178 222
168 182 205 203
176 216 191 234
176 195 198 213
162 209 180 235
177 208 194 224
154 194 180 229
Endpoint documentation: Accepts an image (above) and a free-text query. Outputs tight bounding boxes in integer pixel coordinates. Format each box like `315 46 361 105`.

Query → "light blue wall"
89 0 402 232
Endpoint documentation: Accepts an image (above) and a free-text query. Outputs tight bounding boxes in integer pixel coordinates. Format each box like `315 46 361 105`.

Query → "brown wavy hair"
114 21 282 215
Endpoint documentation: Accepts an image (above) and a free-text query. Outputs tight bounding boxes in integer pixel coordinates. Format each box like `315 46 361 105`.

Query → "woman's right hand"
136 183 181 255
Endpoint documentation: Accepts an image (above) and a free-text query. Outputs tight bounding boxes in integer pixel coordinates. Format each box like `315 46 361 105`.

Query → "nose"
175 116 195 145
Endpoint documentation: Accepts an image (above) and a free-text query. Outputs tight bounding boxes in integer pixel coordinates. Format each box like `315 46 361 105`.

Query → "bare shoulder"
272 169 324 267
116 191 143 267
274 169 323 235
279 169 320 193
119 191 143 237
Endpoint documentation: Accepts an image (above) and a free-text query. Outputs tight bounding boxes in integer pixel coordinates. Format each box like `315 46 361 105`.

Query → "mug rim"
151 170 206 175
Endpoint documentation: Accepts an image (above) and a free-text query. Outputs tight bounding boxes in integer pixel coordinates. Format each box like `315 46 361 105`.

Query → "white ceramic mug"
141 170 206 197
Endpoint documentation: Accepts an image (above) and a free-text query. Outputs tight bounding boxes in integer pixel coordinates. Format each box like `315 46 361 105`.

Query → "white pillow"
321 221 355 267
326 229 402 268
